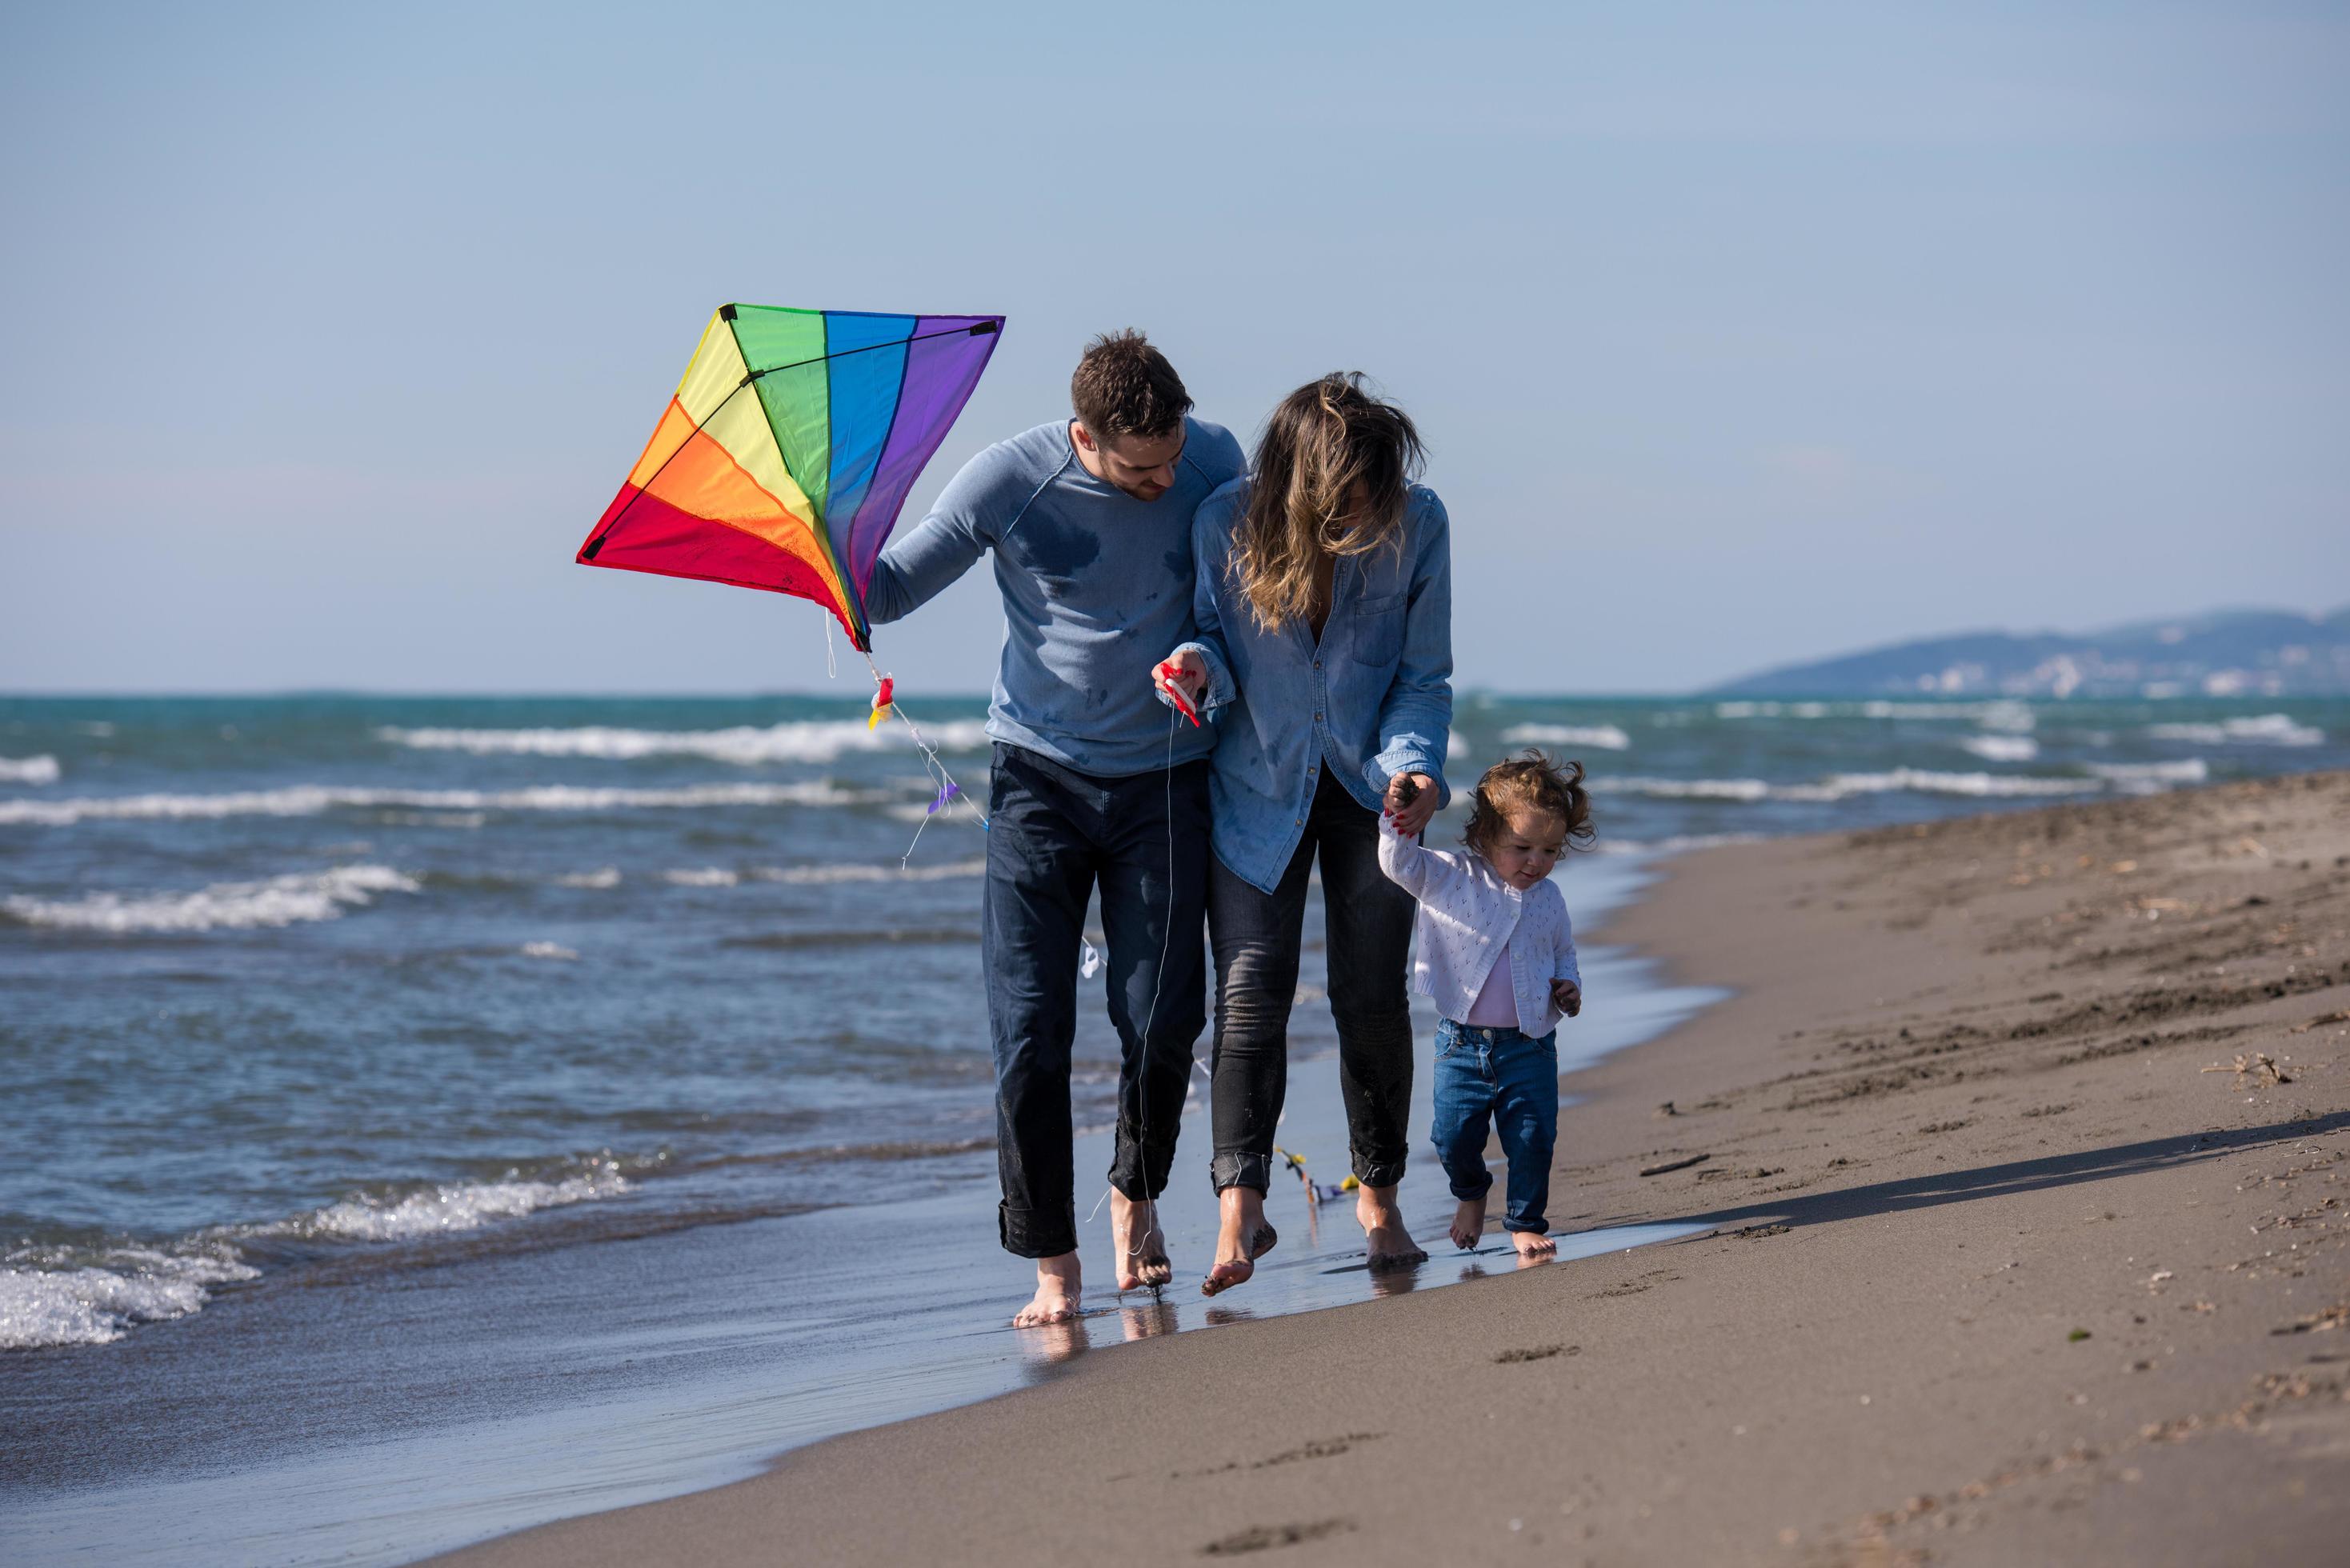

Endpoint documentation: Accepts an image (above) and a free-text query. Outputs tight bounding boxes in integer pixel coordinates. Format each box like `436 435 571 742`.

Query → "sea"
3 692 2344 1564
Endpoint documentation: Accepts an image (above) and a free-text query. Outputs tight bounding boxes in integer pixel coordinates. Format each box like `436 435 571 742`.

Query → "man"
866 330 1244 1326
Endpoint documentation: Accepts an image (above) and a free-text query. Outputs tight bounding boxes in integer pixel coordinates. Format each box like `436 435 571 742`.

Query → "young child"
1378 751 1594 1259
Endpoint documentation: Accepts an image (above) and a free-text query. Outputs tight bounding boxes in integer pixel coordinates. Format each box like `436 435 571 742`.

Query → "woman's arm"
1368 490 1455 806
1157 493 1241 715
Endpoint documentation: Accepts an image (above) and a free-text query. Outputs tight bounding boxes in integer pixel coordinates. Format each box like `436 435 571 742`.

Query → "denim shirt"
1171 479 1454 894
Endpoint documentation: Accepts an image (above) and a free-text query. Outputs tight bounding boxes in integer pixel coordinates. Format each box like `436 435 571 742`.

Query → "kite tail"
859 651 989 866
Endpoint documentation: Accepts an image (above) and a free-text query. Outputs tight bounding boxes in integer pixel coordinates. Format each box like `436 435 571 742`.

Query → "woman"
1155 374 1453 1293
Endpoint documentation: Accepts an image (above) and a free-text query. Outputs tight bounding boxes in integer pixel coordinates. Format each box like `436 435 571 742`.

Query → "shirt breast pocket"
1351 591 1407 666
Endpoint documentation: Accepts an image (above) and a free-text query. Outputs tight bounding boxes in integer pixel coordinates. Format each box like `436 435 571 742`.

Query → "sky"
2 2 2344 695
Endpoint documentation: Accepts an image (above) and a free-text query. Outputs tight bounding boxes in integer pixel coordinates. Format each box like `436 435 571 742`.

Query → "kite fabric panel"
576 305 1003 650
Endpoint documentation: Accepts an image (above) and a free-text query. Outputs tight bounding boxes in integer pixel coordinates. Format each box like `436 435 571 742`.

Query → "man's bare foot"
1110 1190 1171 1290
1202 1186 1279 1297
1011 1252 1082 1327
1511 1229 1557 1262
1450 1194 1487 1251
1357 1184 1427 1271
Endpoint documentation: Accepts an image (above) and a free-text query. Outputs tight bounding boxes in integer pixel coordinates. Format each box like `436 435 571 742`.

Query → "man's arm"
1367 491 1455 806
863 447 1019 626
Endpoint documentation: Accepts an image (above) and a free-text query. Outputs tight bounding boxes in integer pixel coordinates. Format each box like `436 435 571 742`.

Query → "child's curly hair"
1463 750 1596 859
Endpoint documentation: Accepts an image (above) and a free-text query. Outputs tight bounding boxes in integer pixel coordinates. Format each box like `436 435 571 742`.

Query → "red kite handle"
1155 662 1201 728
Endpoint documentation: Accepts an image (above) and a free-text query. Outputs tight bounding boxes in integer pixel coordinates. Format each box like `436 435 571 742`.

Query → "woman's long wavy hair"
1231 374 1425 631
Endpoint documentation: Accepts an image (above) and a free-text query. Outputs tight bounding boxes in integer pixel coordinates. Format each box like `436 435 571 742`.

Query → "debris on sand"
1639 1153 1710 1177
2200 1052 2291 1086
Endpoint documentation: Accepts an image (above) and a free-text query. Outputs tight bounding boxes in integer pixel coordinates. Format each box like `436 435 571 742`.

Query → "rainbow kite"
576 304 1003 653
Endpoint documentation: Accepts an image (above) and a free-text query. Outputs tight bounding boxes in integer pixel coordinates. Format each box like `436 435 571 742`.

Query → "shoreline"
4 851 1706 1567
438 770 2350 1566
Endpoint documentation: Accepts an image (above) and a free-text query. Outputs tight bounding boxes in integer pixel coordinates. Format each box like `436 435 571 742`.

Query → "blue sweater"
865 418 1246 777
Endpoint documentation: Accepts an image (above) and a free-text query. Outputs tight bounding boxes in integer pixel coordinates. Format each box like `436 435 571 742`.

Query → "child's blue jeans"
1430 1019 1559 1234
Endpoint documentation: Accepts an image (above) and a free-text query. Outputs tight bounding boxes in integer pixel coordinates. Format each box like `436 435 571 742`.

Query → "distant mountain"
1715 607 2350 699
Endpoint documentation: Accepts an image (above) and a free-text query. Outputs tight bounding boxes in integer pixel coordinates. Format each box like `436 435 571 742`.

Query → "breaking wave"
2086 758 2210 789
1715 699 2036 730
0 781 890 828
247 1165 632 1244
1956 734 2040 763
2 866 418 933
378 718 991 766
1500 723 1632 751
2 1159 639 1349
0 754 61 784
1597 769 2111 803
2145 714 2322 747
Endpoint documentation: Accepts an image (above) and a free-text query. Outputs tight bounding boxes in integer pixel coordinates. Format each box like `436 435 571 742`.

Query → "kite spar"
576 304 1004 850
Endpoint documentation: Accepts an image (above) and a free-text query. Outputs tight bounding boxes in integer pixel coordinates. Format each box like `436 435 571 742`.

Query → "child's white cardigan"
1376 814 1580 1038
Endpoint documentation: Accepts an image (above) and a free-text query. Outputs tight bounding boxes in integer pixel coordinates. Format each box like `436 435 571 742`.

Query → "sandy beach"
425 770 2344 1564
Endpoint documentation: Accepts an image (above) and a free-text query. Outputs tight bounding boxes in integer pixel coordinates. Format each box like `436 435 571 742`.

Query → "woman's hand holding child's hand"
1551 978 1582 1018
1382 772 1439 837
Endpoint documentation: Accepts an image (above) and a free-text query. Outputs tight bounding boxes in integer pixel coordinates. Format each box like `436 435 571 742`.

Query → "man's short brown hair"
1070 330 1193 441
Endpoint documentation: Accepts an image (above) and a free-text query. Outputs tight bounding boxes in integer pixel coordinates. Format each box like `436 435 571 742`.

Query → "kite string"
858 650 987 869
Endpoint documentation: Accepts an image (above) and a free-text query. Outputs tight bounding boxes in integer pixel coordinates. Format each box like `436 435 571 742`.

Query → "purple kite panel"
844 315 1003 604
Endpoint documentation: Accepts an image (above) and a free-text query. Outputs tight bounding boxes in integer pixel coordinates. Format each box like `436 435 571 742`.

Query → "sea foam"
253 1166 632 1243
0 754 61 784
2 1162 637 1349
378 718 991 766
2 866 418 933
1501 723 1632 751
0 1247 258 1350
0 781 887 828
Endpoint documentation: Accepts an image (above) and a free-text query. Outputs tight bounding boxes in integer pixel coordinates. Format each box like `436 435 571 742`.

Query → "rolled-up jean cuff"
998 1202 1075 1260
1353 1154 1407 1189
1446 1168 1495 1202
1211 1151 1271 1194
1503 1216 1551 1234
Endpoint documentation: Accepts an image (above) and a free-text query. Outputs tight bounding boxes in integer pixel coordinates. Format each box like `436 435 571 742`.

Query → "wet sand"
440 772 2350 1566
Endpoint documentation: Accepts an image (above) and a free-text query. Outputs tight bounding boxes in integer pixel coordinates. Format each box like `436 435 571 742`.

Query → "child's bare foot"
1450 1194 1487 1250
1110 1190 1171 1290
1511 1229 1557 1262
1011 1253 1082 1327
1357 1184 1427 1271
1202 1186 1279 1296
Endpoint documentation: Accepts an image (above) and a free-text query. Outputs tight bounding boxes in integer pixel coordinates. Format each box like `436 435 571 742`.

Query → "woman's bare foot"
1357 1184 1427 1271
1012 1252 1082 1327
1450 1194 1487 1250
1511 1229 1557 1262
1110 1190 1171 1290
1201 1186 1279 1297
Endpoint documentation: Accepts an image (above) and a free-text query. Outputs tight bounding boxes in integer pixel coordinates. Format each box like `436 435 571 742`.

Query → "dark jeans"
983 743 1210 1259
1430 1020 1559 1234
1207 770 1417 1194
